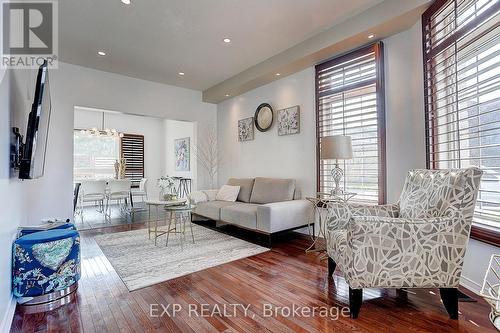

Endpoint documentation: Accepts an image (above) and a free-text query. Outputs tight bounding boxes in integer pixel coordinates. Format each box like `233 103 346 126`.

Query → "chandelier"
80 112 124 138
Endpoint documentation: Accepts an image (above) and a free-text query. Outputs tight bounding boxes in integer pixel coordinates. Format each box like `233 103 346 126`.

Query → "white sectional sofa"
190 177 313 245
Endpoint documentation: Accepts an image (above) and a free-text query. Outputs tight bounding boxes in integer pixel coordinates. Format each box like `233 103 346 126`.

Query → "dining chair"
106 179 132 216
132 178 148 204
79 180 107 214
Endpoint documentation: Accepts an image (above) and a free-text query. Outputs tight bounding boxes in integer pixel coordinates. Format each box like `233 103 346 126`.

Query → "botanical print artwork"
175 137 190 171
278 106 300 136
238 117 254 142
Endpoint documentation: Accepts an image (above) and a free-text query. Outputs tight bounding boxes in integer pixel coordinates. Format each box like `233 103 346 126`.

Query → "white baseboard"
0 295 16 333
460 275 482 295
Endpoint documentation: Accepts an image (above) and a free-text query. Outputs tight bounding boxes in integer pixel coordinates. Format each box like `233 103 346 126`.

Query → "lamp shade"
321 135 353 160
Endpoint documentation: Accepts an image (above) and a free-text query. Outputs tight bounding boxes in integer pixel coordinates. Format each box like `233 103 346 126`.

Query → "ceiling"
59 0 384 91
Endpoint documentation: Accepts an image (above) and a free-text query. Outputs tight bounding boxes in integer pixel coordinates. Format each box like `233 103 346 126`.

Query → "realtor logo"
1 1 58 68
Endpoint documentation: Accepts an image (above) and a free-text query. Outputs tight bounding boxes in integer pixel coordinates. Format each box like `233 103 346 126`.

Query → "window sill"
470 224 500 247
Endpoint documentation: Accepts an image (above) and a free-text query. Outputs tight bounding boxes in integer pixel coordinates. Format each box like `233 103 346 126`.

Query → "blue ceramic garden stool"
13 229 81 305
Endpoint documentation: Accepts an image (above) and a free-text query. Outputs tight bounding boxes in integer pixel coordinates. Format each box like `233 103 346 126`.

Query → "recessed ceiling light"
275 73 281 76
178 72 185 76
368 34 375 39
121 0 131 4
225 94 230 97
223 38 231 43
97 51 106 56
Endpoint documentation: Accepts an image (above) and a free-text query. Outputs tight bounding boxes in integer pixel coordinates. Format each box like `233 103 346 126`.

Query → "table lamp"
321 135 353 195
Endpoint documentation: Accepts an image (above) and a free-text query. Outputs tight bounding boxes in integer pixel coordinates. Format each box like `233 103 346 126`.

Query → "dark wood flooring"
10 222 495 332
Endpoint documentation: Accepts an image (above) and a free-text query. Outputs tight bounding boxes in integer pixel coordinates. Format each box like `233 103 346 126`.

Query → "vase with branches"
114 158 127 179
194 126 221 189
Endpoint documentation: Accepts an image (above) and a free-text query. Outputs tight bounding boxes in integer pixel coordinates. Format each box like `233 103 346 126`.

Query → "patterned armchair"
326 168 483 319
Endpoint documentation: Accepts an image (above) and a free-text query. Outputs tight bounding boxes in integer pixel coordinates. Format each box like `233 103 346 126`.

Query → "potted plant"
158 176 177 201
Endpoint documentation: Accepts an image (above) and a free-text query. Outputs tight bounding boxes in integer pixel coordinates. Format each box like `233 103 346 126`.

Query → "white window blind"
73 131 119 181
423 0 500 232
316 43 386 203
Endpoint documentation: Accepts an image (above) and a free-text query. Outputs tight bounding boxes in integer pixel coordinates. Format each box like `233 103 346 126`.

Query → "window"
121 134 145 188
74 131 120 180
315 42 386 203
422 0 500 245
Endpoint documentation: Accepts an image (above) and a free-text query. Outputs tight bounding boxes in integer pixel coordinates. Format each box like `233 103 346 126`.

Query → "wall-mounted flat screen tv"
19 60 51 179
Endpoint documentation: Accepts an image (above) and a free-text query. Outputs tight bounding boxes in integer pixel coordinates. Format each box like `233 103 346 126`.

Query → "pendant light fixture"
80 112 124 138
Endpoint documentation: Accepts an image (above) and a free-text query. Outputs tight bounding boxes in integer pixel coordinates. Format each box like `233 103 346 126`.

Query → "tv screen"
19 60 51 179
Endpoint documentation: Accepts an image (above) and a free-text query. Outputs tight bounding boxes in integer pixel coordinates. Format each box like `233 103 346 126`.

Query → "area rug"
94 225 269 291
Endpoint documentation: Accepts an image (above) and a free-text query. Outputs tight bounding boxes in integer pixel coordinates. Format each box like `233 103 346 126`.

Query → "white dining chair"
106 179 132 216
132 178 148 204
79 180 107 214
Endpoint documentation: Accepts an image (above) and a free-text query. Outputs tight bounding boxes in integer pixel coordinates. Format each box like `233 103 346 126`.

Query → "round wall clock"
254 103 274 132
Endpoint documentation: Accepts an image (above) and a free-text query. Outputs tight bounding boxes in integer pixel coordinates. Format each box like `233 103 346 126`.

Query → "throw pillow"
216 185 241 202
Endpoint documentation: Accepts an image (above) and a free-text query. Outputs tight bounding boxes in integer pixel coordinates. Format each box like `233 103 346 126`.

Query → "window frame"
315 42 387 204
422 0 500 246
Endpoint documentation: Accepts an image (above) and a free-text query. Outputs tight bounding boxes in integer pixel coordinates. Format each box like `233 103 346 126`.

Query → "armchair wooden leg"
440 288 458 319
328 257 336 277
349 288 363 319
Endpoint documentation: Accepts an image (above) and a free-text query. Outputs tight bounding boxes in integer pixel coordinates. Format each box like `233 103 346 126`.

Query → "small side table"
164 204 196 247
145 199 186 246
305 191 356 253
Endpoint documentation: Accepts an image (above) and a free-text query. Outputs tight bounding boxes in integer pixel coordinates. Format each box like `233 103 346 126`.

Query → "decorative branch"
194 126 221 189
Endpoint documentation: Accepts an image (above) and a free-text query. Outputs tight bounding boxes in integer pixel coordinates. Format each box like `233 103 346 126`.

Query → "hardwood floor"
11 223 495 332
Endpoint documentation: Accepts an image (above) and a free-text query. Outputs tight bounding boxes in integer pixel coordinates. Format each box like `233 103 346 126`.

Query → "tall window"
423 0 500 245
316 43 386 203
74 131 120 180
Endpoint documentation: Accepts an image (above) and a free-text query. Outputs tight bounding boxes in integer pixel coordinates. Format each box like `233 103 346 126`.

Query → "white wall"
0 69 19 333
217 68 316 196
462 240 499 293
217 22 426 201
383 20 427 202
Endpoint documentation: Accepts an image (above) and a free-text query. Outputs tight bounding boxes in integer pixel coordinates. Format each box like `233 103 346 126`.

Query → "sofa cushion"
215 185 240 202
249 177 296 204
194 201 236 220
220 203 259 230
227 178 255 203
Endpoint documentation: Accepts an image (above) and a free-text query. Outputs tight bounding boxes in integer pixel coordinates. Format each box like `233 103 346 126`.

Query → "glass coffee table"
145 199 195 246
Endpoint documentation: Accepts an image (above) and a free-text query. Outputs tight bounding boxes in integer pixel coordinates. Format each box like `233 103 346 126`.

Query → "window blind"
73 130 119 181
120 134 145 188
423 0 500 238
316 43 386 203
